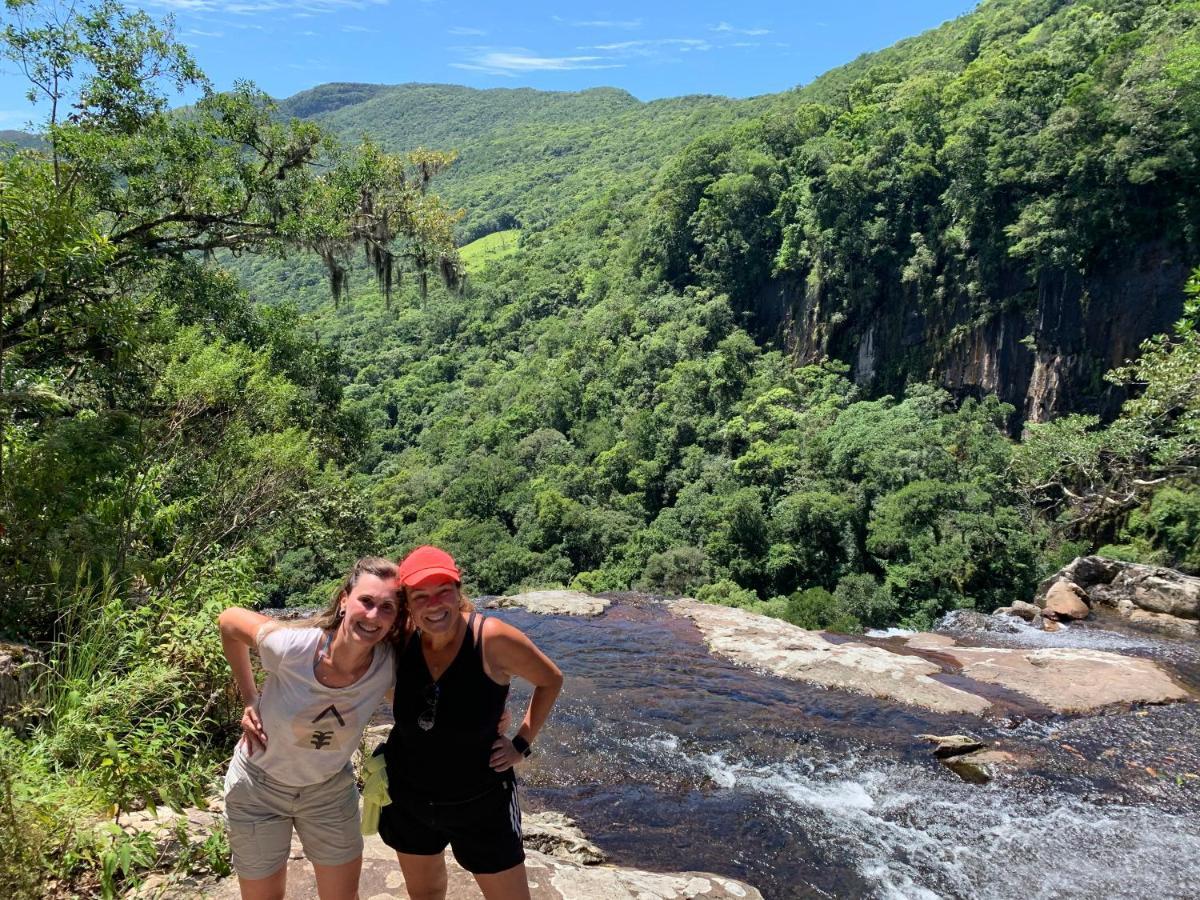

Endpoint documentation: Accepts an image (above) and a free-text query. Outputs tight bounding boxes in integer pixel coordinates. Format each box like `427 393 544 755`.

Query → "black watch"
511 735 532 758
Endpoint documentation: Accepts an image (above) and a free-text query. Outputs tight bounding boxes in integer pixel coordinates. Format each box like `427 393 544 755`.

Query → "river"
489 598 1200 899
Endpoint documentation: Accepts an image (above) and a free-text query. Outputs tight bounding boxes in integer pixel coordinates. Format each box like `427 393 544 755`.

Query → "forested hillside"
241 0 1199 622
231 82 760 309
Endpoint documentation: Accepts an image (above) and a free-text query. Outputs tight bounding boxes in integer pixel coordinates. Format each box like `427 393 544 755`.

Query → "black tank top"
385 612 511 801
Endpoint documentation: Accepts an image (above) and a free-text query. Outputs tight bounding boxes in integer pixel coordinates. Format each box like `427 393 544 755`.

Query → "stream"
488 598 1200 899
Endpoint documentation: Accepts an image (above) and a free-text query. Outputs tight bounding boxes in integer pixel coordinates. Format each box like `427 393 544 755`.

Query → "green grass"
459 228 521 275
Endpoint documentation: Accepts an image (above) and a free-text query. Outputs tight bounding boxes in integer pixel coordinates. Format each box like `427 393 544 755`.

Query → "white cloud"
184 28 224 36
573 19 641 29
342 24 370 31
590 38 709 52
450 49 624 76
553 16 641 29
711 22 770 36
448 26 486 36
146 0 386 15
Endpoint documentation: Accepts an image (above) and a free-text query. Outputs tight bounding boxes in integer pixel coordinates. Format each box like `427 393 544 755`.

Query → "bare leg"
313 855 363 900
236 863 287 900
474 862 532 900
395 851 449 900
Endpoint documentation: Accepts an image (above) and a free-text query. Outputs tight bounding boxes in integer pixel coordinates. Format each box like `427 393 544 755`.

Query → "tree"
0 0 462 634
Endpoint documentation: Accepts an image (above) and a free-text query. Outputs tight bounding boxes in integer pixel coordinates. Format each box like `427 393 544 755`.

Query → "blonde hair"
303 556 406 644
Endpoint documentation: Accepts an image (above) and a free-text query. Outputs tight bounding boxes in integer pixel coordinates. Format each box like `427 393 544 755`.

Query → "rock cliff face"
750 242 1189 427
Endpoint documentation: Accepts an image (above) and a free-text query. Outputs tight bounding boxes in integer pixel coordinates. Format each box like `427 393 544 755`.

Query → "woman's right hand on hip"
240 704 267 756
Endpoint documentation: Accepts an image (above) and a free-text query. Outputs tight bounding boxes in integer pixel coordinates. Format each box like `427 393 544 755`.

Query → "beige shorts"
223 755 363 880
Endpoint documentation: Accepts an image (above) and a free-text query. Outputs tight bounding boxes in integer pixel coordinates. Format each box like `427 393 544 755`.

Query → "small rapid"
491 599 1200 899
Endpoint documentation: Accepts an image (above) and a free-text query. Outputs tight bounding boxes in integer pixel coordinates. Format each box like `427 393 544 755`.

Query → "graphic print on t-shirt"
293 701 350 751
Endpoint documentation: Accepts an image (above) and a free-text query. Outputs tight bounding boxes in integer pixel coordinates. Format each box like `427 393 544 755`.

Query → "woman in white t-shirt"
218 556 402 900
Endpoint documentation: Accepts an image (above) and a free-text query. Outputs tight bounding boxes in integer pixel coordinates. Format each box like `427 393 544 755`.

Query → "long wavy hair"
306 556 407 644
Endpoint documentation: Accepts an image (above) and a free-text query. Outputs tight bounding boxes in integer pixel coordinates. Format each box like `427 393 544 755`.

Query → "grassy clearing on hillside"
460 228 521 275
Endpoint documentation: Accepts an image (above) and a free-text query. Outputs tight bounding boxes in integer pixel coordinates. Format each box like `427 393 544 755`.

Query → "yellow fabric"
360 752 391 835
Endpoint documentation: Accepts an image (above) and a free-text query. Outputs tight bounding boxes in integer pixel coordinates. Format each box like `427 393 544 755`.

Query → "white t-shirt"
231 626 395 787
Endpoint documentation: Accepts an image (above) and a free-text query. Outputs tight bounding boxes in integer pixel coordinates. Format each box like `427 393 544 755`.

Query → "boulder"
0 642 44 729
943 749 1023 785
1007 600 1042 621
1040 582 1090 620
672 599 992 715
486 590 610 617
1125 572 1200 620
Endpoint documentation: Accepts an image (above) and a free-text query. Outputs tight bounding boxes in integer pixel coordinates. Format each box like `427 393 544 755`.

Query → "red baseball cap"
397 545 461 588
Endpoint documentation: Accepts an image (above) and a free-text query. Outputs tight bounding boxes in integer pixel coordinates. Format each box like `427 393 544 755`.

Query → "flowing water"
485 598 1200 899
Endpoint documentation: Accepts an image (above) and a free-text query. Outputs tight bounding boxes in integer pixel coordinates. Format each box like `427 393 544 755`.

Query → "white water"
633 732 1200 900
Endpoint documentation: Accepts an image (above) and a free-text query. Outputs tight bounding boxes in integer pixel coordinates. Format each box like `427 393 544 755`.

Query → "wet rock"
918 734 985 758
486 590 610 617
0 642 44 729
136 832 762 899
937 610 1021 634
1041 582 1090 620
1043 620 1061 633
943 749 1022 785
522 812 607 865
938 647 1191 713
672 600 992 715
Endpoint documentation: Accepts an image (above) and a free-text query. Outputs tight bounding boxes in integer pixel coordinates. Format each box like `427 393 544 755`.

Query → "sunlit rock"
486 590 610 617
671 599 993 715
1041 582 1090 620
939 646 1190 713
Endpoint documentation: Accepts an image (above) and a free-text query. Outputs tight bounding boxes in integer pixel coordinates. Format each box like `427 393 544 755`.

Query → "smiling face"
339 573 401 646
404 577 462 636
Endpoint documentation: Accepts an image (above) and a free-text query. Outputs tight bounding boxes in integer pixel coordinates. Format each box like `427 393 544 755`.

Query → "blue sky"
1 1 979 128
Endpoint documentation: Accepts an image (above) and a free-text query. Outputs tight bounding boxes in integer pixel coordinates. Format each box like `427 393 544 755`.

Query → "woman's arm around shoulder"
217 607 276 646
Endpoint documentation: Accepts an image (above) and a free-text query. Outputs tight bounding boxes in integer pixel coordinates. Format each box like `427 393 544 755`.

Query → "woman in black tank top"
378 546 563 900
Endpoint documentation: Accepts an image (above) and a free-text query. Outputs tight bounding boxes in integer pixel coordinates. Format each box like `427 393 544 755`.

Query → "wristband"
511 735 532 758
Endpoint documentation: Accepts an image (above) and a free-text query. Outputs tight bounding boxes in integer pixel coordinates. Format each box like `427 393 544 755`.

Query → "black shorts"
377 776 525 875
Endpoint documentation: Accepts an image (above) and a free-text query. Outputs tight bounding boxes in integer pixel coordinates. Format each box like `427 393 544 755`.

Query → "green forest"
2 0 1199 894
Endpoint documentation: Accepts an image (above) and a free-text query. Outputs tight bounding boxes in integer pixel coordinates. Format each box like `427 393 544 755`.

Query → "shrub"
694 579 759 608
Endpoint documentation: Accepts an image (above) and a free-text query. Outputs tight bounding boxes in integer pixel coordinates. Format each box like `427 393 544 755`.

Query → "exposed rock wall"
749 242 1189 427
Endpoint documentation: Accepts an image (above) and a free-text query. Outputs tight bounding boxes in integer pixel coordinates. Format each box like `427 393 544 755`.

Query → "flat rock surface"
486 590 610 616
939 646 1191 713
671 600 992 715
138 833 759 899
673 601 1193 716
